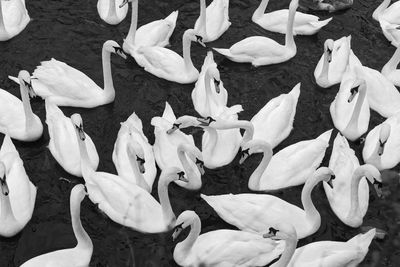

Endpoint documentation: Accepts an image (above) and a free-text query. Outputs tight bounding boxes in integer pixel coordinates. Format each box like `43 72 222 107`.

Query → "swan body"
72 113 188 233
9 40 127 108
251 83 300 149
193 0 231 42
363 112 400 170
379 19 400 46
330 75 370 141
112 112 156 192
135 29 205 84
372 0 400 24
325 136 382 228
0 0 30 41
314 36 362 88
97 0 128 25
0 135 36 237
192 51 228 118
252 0 332 35
122 0 178 56
20 184 93 267
46 100 99 177
243 130 331 191
299 0 353 12
0 70 43 142
172 210 286 267
213 0 298 66
201 167 335 239
355 66 400 118
382 46 400 86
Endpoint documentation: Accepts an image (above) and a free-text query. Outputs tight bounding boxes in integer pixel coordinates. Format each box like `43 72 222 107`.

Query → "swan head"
312 167 335 189
206 66 222 94
347 79 365 103
355 164 383 198
71 184 87 204
104 40 127 59
172 210 198 241
196 116 216 127
18 70 36 98
239 139 273 164
184 29 206 47
263 222 297 241
324 39 334 63
71 113 86 141
0 162 9 196
161 167 188 185
166 116 208 134
183 144 205 175
378 123 391 156
127 140 146 174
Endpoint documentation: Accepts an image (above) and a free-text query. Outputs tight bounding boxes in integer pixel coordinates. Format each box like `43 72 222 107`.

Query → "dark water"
1 0 399 266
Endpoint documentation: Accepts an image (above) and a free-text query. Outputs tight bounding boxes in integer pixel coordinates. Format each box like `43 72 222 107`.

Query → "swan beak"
263 227 279 238
167 123 180 134
327 49 332 63
197 117 214 127
0 176 9 196
178 171 189 183
378 141 386 156
214 79 221 93
119 0 129 8
172 225 183 241
239 148 250 164
137 159 146 174
77 124 86 141
196 159 205 175
195 35 206 47
23 80 37 98
327 177 334 189
347 88 358 103
115 47 128 59
373 179 383 198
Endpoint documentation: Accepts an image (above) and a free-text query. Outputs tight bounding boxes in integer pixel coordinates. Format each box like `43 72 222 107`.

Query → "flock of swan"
1 0 400 266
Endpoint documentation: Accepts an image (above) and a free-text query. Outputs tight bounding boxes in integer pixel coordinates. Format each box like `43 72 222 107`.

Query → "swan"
120 0 178 56
314 36 362 88
172 210 286 267
0 135 36 237
325 135 383 228
97 0 128 25
9 40 127 108
251 83 300 150
201 167 335 239
382 46 400 86
252 0 332 35
355 65 400 118
20 184 93 267
240 130 331 191
363 112 400 170
378 19 400 46
214 0 298 67
112 112 157 192
151 103 205 190
191 51 228 118
135 29 206 84
299 0 353 12
0 70 43 142
45 100 99 177
0 0 30 41
193 0 231 42
330 76 370 141
372 0 400 24
72 113 189 233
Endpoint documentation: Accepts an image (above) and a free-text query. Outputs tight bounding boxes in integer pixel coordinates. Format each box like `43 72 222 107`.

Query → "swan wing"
137 46 185 75
229 36 285 58
19 248 90 267
0 89 26 133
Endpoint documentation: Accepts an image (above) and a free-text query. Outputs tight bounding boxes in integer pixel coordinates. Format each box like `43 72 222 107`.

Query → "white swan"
193 0 231 42
72 113 189 233
0 135 36 237
45 100 99 177
251 83 300 150
299 0 353 12
252 0 332 35
379 19 400 46
172 210 286 267
330 76 370 141
112 112 156 192
355 65 400 118
0 70 43 142
201 167 335 239
372 0 400 24
97 0 128 25
213 0 298 66
240 131 331 191
325 135 382 228
382 46 400 86
9 40 127 108
121 0 178 56
363 112 400 170
20 184 93 267
0 0 30 41
191 51 228 118
135 29 205 84
314 36 362 88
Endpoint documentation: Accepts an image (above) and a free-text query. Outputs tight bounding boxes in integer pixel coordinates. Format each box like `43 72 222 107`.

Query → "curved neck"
183 33 195 72
285 2 296 50
0 1 6 34
126 0 138 45
20 84 35 131
319 50 330 82
75 132 95 183
344 84 366 133
384 47 400 72
204 69 218 113
157 174 175 227
300 176 320 223
203 127 219 153
102 46 115 98
199 0 207 36
272 237 298 267
177 216 201 261
0 192 17 224
128 149 149 192
177 146 197 182
253 0 269 20
373 0 390 20
248 143 273 190
71 194 93 251
348 171 364 218
107 0 117 19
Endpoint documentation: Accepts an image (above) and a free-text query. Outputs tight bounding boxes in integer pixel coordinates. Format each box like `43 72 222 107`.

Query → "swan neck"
373 0 390 20
348 171 363 218
319 50 330 82
102 47 115 99
177 147 196 182
272 237 298 267
344 84 366 133
0 1 6 33
199 0 207 36
0 192 17 223
183 32 195 72
178 215 201 260
107 0 117 19
301 176 320 223
203 127 219 154
158 174 175 226
20 84 35 130
204 69 217 113
126 0 138 44
248 143 273 190
285 2 296 49
75 132 95 183
385 47 400 71
253 0 269 20
128 148 149 191
71 194 93 251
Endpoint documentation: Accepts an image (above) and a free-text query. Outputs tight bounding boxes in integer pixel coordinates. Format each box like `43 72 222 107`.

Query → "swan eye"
0 176 9 196
330 174 335 180
136 156 145 164
195 35 203 42
268 227 279 236
195 158 204 166
213 79 220 86
241 148 250 157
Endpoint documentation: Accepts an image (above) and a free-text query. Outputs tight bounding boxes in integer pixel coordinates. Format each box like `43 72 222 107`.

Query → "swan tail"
308 17 332 28
123 112 144 132
162 102 177 122
316 129 333 143
8 75 20 85
165 10 179 26
347 228 375 252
